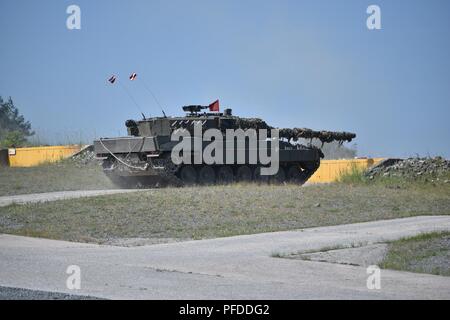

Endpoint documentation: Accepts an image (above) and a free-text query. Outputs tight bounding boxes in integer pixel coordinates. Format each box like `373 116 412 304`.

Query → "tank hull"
94 136 322 187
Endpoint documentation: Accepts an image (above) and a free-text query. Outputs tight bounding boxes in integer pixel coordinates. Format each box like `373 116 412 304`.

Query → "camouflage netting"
277 128 356 143
235 118 356 143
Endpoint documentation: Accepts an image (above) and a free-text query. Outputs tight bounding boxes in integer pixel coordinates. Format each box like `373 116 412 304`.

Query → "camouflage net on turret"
235 118 356 144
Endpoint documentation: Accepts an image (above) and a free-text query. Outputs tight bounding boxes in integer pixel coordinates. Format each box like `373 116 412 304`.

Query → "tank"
93 104 356 187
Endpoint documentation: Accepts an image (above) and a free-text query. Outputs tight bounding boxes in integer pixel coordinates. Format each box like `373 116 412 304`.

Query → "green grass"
1 182 449 244
0 159 114 196
337 164 366 184
380 232 450 276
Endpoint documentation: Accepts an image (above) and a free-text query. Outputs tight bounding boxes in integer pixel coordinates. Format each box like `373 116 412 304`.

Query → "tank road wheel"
287 165 302 182
180 165 197 185
254 166 269 184
236 165 253 182
270 166 286 184
198 166 216 185
216 166 234 184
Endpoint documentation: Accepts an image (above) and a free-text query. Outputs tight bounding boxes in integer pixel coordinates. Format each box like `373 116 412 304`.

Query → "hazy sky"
1 0 449 158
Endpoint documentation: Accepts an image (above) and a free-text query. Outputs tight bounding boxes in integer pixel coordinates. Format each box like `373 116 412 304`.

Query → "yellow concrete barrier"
309 158 385 183
7 145 384 182
7 145 82 167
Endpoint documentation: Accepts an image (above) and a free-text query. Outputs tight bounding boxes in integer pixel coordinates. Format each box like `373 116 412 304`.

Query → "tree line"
0 96 34 148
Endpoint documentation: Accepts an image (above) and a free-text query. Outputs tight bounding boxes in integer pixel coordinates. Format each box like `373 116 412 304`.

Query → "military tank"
94 103 356 187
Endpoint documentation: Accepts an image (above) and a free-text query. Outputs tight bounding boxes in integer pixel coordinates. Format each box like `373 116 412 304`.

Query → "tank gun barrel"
234 118 356 143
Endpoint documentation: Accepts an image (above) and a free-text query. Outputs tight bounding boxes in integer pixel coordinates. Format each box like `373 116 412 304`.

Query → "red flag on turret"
208 99 219 112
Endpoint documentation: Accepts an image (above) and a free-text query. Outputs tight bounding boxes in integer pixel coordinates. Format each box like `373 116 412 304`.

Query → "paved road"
0 189 143 207
1 216 450 299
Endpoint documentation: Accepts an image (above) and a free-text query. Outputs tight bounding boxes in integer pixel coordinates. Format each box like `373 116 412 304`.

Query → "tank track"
102 156 320 188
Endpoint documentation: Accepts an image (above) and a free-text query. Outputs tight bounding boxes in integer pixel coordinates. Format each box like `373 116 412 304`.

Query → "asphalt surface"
0 189 143 207
298 243 389 267
1 216 450 299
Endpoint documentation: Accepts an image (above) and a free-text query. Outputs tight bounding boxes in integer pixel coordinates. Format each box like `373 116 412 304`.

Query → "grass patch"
0 160 114 196
337 164 366 184
380 231 450 276
1 182 449 244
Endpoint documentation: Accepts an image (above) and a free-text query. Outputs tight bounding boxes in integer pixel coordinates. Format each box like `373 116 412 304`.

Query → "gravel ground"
0 286 103 300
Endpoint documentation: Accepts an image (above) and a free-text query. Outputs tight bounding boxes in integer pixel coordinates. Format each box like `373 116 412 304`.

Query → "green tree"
0 96 34 147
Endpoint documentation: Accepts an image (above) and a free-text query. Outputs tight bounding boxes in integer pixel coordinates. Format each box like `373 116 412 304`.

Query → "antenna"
118 82 146 119
142 80 167 117
108 74 147 119
130 73 167 117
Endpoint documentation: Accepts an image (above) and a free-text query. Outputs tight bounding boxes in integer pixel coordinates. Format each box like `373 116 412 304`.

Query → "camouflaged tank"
93 105 356 187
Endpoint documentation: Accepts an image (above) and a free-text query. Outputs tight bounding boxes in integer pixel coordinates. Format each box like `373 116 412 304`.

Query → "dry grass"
0 160 114 196
1 181 449 244
380 232 450 276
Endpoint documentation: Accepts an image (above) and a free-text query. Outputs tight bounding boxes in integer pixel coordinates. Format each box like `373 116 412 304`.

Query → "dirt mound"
366 157 450 182
70 145 97 165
